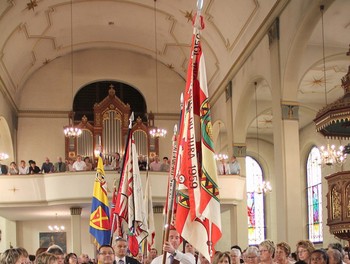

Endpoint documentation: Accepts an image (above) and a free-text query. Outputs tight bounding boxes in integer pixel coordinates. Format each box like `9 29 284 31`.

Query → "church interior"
0 0 350 259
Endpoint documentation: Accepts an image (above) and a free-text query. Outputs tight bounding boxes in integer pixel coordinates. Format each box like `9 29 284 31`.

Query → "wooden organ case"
65 86 158 160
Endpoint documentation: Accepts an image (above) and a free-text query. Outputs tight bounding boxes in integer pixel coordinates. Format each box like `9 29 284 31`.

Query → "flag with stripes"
114 132 148 256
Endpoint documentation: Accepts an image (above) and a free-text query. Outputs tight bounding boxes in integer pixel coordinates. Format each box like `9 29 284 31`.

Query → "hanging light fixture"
63 0 82 138
48 213 65 232
253 82 272 195
314 5 347 166
214 121 228 161
0 153 9 161
149 0 167 139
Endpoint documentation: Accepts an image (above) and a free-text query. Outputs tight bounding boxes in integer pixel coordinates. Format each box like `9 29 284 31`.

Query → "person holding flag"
89 153 111 247
151 227 195 264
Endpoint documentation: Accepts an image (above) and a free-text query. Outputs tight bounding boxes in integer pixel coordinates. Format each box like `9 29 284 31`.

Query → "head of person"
327 248 343 264
311 250 329 264
136 252 143 262
57 157 63 163
10 161 17 167
36 253 58 264
328 243 345 260
296 240 315 262
64 253 77 264
154 156 160 162
275 242 291 264
114 237 128 258
168 228 181 250
35 248 48 257
79 254 89 264
46 245 64 264
115 153 120 160
45 158 50 164
163 157 168 164
243 246 259 264
30 161 36 168
185 243 195 255
0 248 21 264
14 247 29 264
213 251 231 264
84 157 90 163
231 156 237 162
230 248 241 264
149 248 158 259
259 240 275 262
20 160 26 167
199 254 210 264
76 155 82 162
97 245 115 264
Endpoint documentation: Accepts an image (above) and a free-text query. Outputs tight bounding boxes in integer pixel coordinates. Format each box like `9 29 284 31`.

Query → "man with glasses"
98 245 115 264
114 237 140 264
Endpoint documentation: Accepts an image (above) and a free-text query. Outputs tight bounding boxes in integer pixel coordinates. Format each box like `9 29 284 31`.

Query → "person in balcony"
160 157 170 172
54 157 66 172
72 155 86 171
149 155 161 171
29 160 41 174
18 160 29 175
228 155 240 175
41 157 54 173
111 152 121 172
0 162 8 175
8 161 19 175
84 156 93 171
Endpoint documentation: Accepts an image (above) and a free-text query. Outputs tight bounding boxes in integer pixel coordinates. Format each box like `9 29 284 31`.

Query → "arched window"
246 156 265 245
307 146 323 243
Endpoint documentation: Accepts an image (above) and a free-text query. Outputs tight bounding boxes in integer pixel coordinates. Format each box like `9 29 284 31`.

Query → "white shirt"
73 160 86 171
151 252 195 264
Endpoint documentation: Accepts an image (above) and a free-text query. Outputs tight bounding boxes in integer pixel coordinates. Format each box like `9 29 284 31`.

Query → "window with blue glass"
246 156 265 245
307 146 323 243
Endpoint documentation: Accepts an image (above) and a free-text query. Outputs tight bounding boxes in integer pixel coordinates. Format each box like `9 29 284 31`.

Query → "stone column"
269 17 303 245
70 207 82 254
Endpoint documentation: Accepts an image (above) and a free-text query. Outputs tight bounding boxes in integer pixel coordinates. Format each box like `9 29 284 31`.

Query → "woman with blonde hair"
35 253 57 264
213 252 231 264
259 240 275 264
275 242 293 264
295 240 315 264
0 248 21 264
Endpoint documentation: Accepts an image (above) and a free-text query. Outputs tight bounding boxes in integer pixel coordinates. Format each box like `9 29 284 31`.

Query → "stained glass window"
307 146 323 243
246 156 265 245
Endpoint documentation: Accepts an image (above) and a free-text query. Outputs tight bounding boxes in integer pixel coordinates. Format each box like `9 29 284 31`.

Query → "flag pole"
162 124 178 264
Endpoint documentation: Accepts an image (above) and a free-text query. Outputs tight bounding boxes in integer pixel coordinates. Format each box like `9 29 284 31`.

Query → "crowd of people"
0 153 172 175
1 229 349 264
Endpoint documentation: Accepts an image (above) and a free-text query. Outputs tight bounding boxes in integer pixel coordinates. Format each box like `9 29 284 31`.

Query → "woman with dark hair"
310 250 328 264
64 254 78 264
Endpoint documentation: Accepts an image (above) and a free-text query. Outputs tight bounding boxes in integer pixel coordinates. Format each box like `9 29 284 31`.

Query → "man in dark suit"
0 163 8 175
98 244 115 264
114 238 141 264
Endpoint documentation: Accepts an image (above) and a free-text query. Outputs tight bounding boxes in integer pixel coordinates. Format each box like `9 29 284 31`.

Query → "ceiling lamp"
0 153 9 161
214 121 228 161
63 0 82 138
149 0 167 139
256 181 272 195
48 213 65 232
313 5 349 166
64 112 82 138
150 128 167 138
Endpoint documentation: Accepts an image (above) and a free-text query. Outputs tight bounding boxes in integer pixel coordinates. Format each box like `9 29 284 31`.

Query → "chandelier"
48 213 65 232
150 128 167 138
63 0 82 138
0 153 9 161
64 112 82 138
256 181 272 195
313 5 349 166
319 143 347 166
214 121 228 161
148 0 167 139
